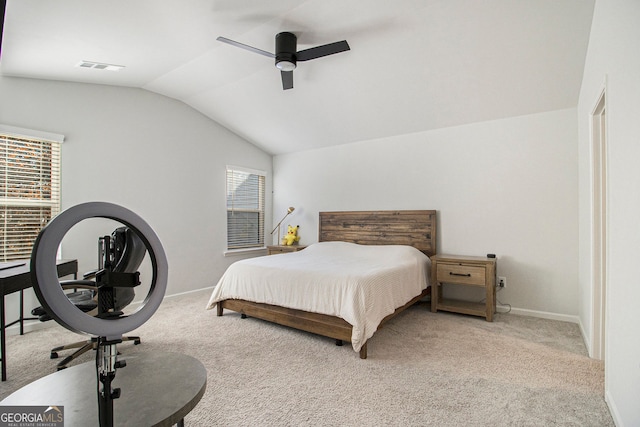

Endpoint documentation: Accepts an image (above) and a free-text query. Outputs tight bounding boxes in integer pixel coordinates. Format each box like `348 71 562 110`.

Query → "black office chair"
32 227 145 370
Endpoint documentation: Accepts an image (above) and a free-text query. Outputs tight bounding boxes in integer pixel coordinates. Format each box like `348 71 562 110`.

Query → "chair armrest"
60 279 97 291
83 269 99 280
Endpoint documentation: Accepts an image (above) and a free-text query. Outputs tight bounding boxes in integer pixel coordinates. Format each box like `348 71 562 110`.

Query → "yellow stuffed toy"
281 225 301 246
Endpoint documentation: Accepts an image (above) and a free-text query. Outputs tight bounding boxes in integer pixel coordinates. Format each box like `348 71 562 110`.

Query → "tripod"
94 233 141 427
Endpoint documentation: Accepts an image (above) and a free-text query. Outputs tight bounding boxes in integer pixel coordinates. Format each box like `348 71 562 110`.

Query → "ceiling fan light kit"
275 32 297 72
217 31 350 90
276 61 296 71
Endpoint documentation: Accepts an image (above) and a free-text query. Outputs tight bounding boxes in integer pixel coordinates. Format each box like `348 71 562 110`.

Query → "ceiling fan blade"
0 0 5 60
281 71 293 90
296 40 350 62
216 36 275 58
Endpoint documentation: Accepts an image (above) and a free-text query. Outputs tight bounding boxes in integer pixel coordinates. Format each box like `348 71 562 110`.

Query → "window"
1 125 63 262
226 166 265 251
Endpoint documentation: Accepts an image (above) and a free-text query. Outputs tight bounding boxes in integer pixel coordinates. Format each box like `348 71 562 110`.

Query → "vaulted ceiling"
0 0 595 155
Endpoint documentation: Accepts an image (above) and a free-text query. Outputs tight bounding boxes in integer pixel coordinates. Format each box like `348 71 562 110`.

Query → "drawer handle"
449 272 471 277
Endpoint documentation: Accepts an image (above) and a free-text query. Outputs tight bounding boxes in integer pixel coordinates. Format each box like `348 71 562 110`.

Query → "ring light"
30 202 168 340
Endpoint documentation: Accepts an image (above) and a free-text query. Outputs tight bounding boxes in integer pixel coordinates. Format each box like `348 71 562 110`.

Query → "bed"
206 210 437 359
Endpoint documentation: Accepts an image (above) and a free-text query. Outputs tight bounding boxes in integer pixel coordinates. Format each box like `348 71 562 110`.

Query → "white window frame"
225 165 266 255
1 124 64 262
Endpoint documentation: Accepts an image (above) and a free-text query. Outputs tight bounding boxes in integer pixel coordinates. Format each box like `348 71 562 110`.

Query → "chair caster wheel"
134 339 141 345
50 352 58 359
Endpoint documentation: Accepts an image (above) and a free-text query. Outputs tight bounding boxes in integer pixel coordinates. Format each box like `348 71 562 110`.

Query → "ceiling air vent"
75 61 125 71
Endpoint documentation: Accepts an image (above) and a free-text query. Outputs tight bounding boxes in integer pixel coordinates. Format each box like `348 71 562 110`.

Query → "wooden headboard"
318 210 437 257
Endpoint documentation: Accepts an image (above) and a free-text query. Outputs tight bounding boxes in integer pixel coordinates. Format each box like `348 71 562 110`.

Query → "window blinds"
226 167 265 250
1 132 61 261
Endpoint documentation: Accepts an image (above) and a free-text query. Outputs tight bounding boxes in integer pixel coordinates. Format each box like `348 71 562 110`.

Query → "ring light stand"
30 202 168 427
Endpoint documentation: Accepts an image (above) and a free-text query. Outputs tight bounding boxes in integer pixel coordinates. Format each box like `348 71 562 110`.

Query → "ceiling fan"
217 32 350 90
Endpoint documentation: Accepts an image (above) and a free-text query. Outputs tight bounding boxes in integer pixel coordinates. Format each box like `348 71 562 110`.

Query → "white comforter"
206 241 430 352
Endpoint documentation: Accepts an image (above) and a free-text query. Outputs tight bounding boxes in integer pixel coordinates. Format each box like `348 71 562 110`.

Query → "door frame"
590 82 608 361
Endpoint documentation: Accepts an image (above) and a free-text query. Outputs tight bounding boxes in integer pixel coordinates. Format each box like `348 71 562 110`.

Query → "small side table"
430 254 496 321
267 245 307 255
1 351 206 426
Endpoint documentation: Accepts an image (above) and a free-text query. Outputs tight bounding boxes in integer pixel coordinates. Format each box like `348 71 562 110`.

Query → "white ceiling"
1 0 595 155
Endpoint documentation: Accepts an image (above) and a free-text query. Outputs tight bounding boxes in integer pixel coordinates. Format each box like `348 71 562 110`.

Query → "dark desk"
0 259 78 381
1 351 207 426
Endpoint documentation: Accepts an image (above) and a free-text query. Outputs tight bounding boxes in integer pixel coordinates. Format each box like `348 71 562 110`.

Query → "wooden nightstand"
430 254 497 321
267 245 307 255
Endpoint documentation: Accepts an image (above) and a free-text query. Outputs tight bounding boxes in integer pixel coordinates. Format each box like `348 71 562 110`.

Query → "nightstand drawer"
267 245 306 255
436 263 485 286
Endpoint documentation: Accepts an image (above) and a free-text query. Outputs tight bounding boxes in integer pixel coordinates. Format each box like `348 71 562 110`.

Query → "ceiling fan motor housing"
275 32 297 70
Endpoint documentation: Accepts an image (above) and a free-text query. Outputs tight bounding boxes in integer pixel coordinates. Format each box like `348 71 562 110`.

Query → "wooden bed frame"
216 210 437 359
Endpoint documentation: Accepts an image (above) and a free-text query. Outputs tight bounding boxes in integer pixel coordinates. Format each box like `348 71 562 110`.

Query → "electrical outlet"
498 276 506 288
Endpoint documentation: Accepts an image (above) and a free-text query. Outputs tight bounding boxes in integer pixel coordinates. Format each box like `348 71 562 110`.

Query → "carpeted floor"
1 289 614 426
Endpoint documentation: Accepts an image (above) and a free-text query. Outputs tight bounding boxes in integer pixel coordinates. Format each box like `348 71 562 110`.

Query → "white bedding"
206 241 430 352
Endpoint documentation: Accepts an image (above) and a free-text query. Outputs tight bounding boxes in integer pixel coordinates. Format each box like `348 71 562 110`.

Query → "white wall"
274 108 579 318
578 0 640 425
0 75 272 323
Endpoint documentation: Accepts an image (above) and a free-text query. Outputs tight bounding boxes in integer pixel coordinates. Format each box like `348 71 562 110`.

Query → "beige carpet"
1 290 613 426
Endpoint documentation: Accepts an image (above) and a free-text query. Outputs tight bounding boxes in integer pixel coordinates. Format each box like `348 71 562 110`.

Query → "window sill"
224 247 268 257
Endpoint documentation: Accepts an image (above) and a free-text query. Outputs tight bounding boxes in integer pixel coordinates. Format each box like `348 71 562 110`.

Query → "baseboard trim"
605 389 622 427
577 317 593 357
4 286 216 337
11 291 579 341
4 319 55 336
506 306 580 324
162 286 214 300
